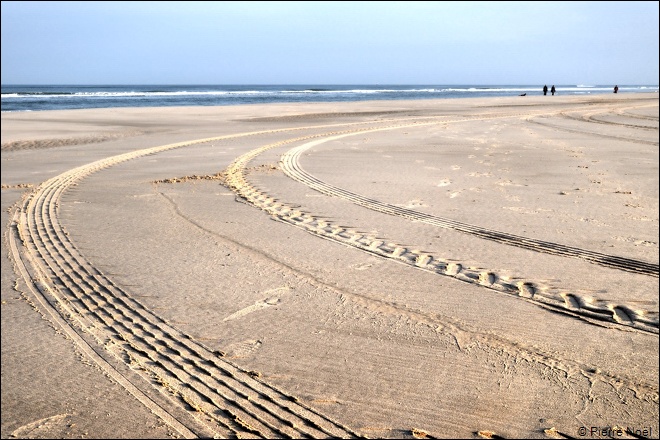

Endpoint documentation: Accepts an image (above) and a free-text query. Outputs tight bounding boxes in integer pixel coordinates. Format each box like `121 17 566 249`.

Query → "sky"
1 1 658 85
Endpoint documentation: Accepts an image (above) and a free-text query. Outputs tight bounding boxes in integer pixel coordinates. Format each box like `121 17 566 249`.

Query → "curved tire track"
530 111 659 146
8 132 368 439
562 106 659 131
280 134 658 278
224 127 658 335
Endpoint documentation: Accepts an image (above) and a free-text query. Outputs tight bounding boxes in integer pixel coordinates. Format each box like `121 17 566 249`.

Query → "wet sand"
2 94 658 439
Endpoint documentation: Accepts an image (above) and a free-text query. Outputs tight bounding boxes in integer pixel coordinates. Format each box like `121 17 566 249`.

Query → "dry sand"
1 94 658 439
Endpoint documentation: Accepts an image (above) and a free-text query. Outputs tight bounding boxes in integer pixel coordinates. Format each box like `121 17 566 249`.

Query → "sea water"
2 84 657 112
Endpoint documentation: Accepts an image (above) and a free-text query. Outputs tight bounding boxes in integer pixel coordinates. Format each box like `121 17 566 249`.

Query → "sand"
1 94 658 439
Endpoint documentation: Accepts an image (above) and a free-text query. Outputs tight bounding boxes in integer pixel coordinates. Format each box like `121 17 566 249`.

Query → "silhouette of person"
551 85 556 95
614 85 619 94
543 85 548 95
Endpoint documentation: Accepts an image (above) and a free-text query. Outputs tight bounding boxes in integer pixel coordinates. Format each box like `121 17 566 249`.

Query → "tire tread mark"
280 137 658 277
11 128 376 438
530 116 659 146
224 130 658 335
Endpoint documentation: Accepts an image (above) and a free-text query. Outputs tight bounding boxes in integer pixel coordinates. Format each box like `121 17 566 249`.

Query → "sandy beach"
2 94 658 439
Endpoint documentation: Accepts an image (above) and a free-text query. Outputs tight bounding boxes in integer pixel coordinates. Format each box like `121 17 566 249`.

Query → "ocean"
2 84 657 113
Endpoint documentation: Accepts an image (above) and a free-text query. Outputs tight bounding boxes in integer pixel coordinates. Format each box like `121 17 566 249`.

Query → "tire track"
7 211 203 439
15 115 522 437
8 129 376 439
224 129 658 334
7 115 518 438
16 113 543 436
562 106 659 131
280 134 658 278
619 108 659 121
8 105 657 438
529 113 659 146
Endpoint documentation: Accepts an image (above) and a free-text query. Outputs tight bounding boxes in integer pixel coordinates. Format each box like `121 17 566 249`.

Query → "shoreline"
3 86 658 113
2 93 658 439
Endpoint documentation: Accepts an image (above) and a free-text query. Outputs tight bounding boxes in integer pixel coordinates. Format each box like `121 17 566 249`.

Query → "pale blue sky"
1 1 658 85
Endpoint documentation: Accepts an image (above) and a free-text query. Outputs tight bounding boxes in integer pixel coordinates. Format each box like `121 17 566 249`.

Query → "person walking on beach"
543 85 548 95
551 85 556 95
614 85 619 93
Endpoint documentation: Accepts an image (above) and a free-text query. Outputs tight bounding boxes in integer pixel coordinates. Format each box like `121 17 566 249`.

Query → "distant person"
543 85 548 95
614 85 619 94
551 85 556 95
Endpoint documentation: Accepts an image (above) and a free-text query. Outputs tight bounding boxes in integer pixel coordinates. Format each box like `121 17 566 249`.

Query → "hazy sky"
1 1 658 85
